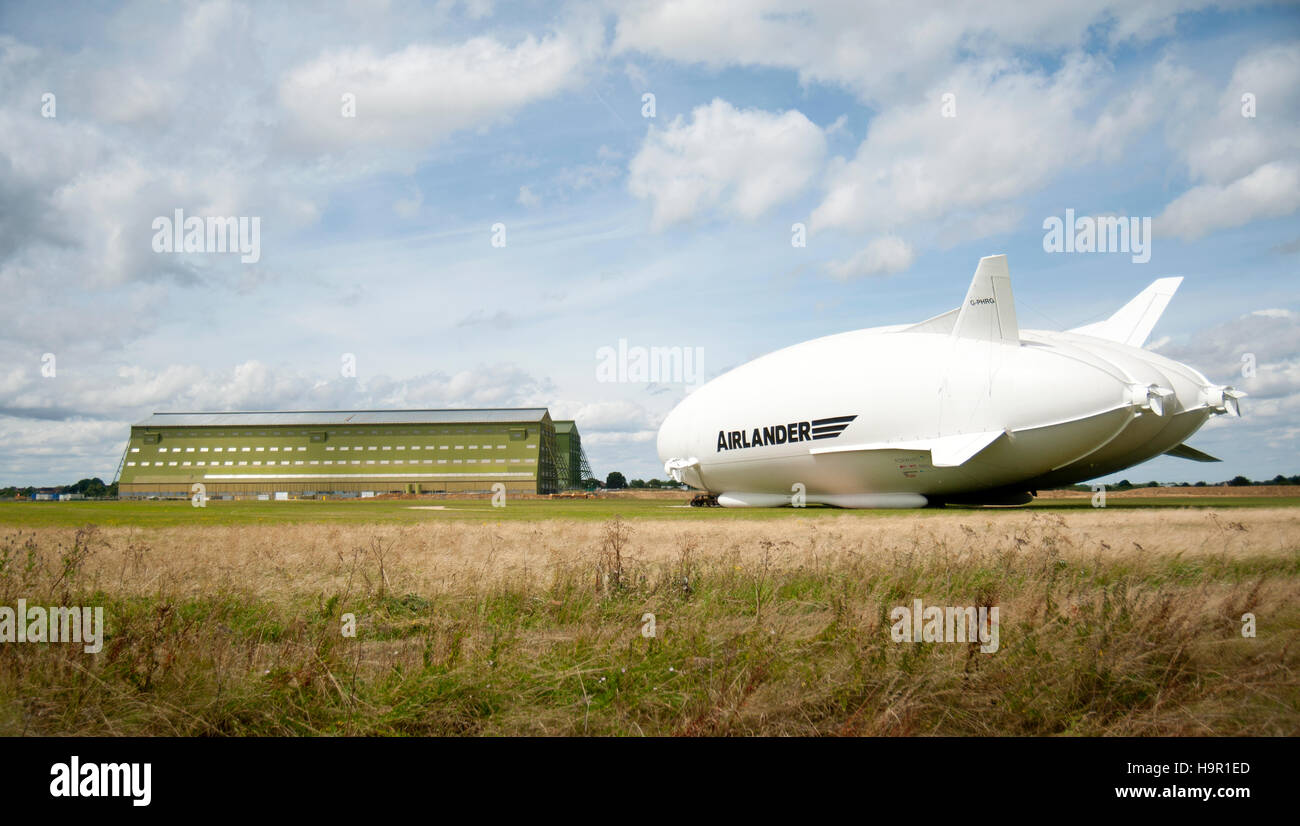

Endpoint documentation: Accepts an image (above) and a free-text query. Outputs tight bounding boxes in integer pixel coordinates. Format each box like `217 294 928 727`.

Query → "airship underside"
657 255 1243 507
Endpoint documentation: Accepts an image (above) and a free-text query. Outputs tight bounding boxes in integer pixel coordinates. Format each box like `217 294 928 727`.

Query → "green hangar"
116 409 593 498
553 419 594 491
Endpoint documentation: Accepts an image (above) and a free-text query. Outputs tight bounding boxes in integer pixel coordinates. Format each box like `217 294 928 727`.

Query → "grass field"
1 496 1297 736
2 492 1299 529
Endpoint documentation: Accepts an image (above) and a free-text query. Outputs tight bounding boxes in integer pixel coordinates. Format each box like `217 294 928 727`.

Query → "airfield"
1 491 1297 736
2 487 1298 528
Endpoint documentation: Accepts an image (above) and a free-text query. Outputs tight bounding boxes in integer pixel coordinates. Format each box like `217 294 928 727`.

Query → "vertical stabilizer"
952 254 1019 344
1071 277 1182 348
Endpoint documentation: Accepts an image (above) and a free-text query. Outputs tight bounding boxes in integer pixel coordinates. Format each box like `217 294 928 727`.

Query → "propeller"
1201 385 1247 417
1128 383 1175 416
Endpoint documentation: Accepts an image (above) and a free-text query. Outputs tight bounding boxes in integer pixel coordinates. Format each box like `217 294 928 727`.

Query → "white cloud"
811 54 1159 233
1147 306 1300 467
612 0 1222 105
1158 161 1300 240
934 206 1023 248
1176 44 1300 185
0 358 557 424
628 98 826 229
1154 308 1300 405
825 236 915 279
0 18 316 294
0 416 132 485
278 28 596 152
551 399 658 433
1157 43 1300 240
582 429 658 446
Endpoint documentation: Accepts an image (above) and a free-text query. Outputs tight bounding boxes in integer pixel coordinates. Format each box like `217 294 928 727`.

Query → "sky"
0 0 1297 486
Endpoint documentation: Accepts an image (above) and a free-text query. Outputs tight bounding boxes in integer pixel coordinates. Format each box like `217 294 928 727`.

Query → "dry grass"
1 508 1297 736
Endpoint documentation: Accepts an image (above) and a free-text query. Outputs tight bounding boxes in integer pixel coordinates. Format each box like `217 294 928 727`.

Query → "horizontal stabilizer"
810 430 1004 467
1072 277 1182 348
1164 443 1221 462
905 307 958 334
952 254 1019 344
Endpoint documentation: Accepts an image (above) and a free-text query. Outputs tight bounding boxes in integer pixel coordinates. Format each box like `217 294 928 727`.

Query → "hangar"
115 408 592 498
552 419 594 491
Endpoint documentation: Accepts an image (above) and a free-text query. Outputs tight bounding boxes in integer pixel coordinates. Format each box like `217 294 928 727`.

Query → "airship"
657 255 1243 507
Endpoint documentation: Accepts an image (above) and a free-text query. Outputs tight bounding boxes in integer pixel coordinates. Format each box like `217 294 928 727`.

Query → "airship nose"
657 400 690 464
657 398 711 488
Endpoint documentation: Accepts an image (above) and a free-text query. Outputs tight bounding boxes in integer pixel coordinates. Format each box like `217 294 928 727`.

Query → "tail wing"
1071 277 1182 348
951 254 1019 344
1164 443 1221 462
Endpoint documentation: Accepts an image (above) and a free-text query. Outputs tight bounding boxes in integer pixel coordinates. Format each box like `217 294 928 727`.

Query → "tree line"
2 477 118 498
601 472 685 490
1060 474 1300 492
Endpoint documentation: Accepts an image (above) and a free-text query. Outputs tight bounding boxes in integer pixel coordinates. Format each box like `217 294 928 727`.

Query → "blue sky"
0 0 1297 485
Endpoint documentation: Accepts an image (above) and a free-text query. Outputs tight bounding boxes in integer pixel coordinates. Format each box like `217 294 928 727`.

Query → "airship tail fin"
1071 277 1182 348
1164 443 1221 462
952 254 1019 344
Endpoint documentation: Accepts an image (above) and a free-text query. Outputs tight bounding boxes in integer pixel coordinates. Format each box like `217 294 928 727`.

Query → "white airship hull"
657 256 1241 507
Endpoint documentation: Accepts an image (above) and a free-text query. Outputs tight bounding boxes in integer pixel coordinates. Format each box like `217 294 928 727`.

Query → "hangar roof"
133 409 552 427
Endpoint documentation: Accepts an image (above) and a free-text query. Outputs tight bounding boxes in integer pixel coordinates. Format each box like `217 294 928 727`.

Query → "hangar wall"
552 420 596 490
116 409 569 498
